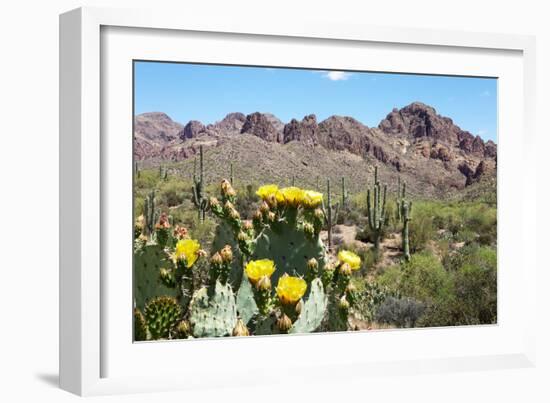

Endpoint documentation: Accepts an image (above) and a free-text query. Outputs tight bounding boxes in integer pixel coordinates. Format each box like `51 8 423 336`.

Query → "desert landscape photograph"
132 62 497 341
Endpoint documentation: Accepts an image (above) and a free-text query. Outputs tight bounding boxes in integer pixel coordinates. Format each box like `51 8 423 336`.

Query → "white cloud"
480 90 491 97
477 129 487 136
324 71 353 81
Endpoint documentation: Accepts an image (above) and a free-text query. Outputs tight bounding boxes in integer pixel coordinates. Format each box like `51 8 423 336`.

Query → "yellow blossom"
256 184 279 200
276 275 307 305
173 239 201 267
279 187 306 208
302 190 323 208
245 259 276 285
337 250 361 271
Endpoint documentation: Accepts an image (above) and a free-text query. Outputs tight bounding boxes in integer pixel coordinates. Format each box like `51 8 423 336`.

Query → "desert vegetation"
133 145 497 341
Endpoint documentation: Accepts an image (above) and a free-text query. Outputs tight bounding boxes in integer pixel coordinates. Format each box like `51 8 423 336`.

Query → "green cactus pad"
235 274 258 325
134 244 178 311
144 296 182 340
189 281 237 338
253 314 278 335
253 223 326 285
289 279 328 334
211 221 243 288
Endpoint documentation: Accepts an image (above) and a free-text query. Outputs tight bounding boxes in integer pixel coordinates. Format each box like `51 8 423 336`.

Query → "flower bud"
237 231 248 242
314 208 324 220
243 220 253 231
338 295 350 310
220 245 233 263
210 252 223 266
256 275 272 291
339 262 352 277
173 225 188 240
253 210 263 222
223 200 234 212
277 313 293 332
259 201 270 214
266 194 278 209
229 208 240 220
232 319 250 337
307 258 319 272
346 283 356 294
303 222 314 238
267 212 276 222
209 197 220 208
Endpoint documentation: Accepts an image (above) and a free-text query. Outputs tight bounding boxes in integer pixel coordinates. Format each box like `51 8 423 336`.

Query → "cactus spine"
366 166 387 254
398 181 412 261
321 179 340 252
192 145 208 222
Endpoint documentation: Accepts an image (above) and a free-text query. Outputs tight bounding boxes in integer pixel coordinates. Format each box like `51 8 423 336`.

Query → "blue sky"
134 61 497 142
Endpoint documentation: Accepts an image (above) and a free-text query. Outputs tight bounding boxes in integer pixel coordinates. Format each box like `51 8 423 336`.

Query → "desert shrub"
408 213 435 252
375 297 426 328
352 279 395 322
157 179 188 207
455 228 477 244
377 252 456 327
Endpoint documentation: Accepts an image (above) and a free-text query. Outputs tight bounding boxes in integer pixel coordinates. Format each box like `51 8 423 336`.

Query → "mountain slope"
133 103 497 198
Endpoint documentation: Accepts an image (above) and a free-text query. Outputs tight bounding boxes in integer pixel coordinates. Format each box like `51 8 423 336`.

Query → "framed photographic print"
60 7 537 396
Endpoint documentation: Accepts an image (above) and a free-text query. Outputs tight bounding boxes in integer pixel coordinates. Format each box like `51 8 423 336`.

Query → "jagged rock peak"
240 112 284 142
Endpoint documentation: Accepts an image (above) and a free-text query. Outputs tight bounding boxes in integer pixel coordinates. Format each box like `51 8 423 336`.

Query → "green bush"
408 213 435 252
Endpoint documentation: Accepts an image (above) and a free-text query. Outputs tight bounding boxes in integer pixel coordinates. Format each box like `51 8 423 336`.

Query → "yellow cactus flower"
302 190 323 208
256 184 279 200
245 259 276 285
173 239 201 268
279 187 306 208
337 250 362 271
276 275 307 305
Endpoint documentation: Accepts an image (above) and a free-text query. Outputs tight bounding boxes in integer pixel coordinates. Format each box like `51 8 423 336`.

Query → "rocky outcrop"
179 120 206 140
134 102 497 189
240 112 284 142
134 112 183 142
283 114 319 146
207 112 246 135
317 116 368 154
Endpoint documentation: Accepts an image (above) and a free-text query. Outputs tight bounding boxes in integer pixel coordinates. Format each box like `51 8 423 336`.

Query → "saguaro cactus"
230 162 234 185
321 178 340 252
341 177 348 207
192 145 208 222
143 189 159 236
366 166 387 254
397 180 412 261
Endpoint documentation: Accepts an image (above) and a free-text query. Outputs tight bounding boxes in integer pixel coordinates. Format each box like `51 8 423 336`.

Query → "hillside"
134 102 497 198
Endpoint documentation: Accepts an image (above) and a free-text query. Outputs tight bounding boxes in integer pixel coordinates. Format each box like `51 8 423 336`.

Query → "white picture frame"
59 6 538 396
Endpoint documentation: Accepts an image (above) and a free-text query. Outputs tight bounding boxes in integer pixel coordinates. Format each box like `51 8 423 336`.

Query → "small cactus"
321 179 340 252
144 296 182 340
366 166 387 255
397 180 412 261
192 145 208 222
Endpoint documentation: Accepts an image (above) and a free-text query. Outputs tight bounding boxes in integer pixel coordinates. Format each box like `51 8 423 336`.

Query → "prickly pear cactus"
252 222 326 285
211 221 244 288
235 275 258 325
189 281 238 338
144 296 182 340
289 279 328 334
134 244 178 311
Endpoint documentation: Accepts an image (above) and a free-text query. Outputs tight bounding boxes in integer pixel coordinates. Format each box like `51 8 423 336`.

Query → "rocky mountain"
134 102 497 197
